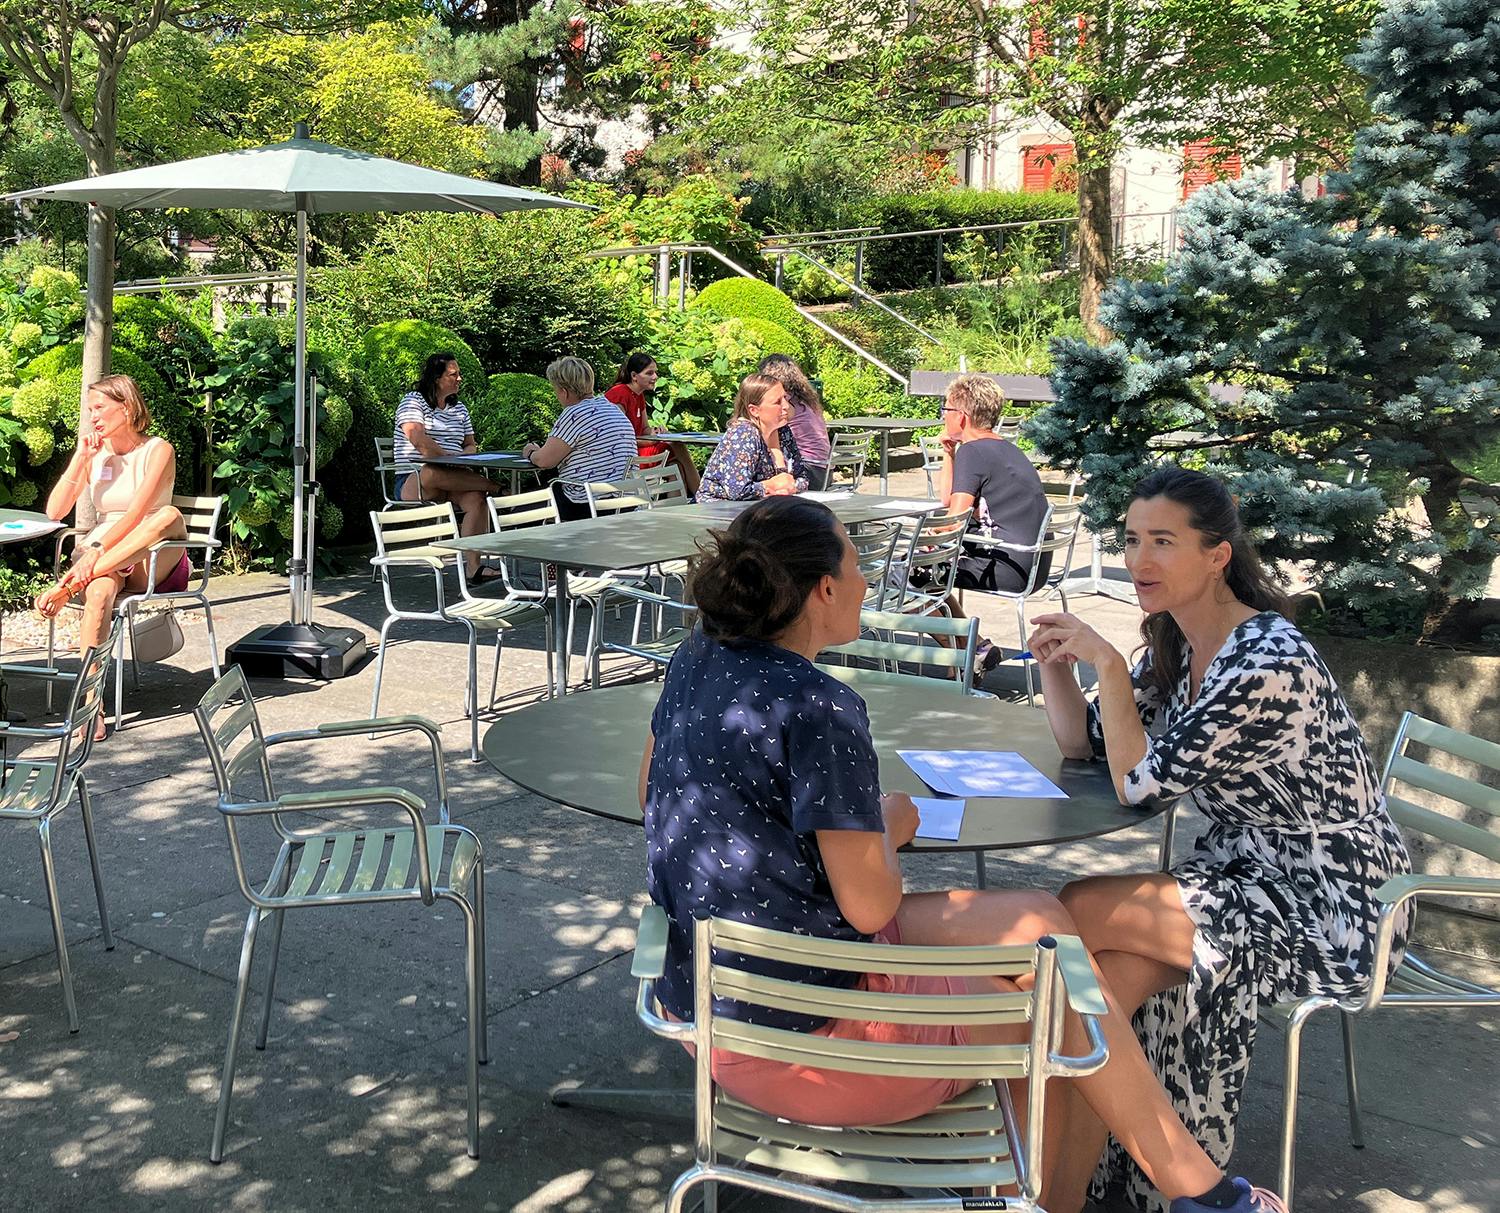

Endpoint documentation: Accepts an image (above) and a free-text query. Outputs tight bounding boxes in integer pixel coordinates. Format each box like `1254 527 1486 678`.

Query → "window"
1021 142 1075 192
1182 141 1242 200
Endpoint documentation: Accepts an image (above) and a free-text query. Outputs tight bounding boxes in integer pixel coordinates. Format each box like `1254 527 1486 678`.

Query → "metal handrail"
769 215 1075 252
773 244 939 346
587 242 908 386
763 224 880 246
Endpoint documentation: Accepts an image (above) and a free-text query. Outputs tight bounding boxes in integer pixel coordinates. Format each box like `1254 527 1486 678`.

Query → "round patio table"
1 507 64 727
482 676 1162 854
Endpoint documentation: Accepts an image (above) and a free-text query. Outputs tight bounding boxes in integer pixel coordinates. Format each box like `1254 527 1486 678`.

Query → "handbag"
129 609 185 663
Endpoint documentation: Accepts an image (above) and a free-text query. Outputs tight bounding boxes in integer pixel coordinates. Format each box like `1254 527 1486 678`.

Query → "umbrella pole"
289 200 309 626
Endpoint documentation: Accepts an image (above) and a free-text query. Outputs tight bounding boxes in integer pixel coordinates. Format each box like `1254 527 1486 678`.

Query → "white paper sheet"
898 749 1068 799
913 797 966 841
885 498 942 511
0 518 63 542
803 491 853 502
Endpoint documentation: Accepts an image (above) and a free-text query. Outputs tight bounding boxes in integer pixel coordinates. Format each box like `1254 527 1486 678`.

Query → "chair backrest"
172 495 223 547
485 487 560 596
893 506 971 607
585 477 653 517
640 464 691 508
37 622 123 783
1380 713 1500 867
820 608 982 690
373 436 418 505
370 502 459 561
627 448 671 475
685 914 1094 1203
823 429 874 491
849 520 901 609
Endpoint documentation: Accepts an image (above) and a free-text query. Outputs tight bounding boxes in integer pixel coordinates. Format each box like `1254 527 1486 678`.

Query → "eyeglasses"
941 406 967 416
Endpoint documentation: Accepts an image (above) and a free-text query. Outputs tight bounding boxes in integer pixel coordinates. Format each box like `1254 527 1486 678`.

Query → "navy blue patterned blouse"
696 418 809 501
645 629 885 1030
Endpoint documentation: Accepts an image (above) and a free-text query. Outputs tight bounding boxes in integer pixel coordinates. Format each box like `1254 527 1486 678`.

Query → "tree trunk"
1076 156 1114 343
1417 462 1496 638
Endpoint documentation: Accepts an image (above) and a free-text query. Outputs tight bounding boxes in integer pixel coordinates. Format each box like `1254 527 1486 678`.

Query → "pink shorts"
704 917 975 1126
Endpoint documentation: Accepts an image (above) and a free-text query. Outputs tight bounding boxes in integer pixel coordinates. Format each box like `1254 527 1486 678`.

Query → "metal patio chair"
0 624 120 1033
633 906 1110 1213
47 494 225 728
374 435 428 508
889 506 971 617
820 608 985 695
959 500 1084 705
193 667 486 1161
369 503 548 761
626 447 672 476
820 428 874 492
1267 712 1500 1209
849 519 902 610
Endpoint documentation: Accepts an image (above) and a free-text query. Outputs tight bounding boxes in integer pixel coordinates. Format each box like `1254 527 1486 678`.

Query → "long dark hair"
689 497 845 643
616 352 656 390
416 352 460 407
759 354 823 418
1132 466 1294 698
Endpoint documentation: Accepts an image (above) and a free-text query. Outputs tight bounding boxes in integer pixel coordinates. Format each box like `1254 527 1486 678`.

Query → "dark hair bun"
687 497 846 644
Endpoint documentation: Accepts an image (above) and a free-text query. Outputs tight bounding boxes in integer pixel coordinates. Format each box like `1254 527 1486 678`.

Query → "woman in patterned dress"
695 373 808 501
1027 467 1412 1213
642 494 1289 1213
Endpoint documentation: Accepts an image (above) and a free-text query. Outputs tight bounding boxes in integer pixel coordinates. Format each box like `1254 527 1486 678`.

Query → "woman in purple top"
696 373 809 501
759 354 829 488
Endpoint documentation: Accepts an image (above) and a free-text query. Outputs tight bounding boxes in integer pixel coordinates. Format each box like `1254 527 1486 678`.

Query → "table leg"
879 432 890 494
553 568 570 698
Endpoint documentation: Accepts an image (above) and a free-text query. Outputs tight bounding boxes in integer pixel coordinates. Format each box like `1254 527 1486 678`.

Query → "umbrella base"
227 622 367 681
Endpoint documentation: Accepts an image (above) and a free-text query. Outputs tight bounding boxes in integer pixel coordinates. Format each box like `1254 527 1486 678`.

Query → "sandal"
469 566 506 586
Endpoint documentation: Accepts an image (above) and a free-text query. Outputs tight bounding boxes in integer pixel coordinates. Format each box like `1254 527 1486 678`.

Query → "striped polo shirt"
393 391 474 464
549 394 638 502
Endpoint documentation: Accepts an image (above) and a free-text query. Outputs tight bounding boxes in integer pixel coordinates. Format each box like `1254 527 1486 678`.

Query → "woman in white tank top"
34 374 186 739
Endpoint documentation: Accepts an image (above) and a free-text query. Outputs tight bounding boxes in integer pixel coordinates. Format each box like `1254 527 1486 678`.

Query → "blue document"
898 749 1068 799
913 797 966 841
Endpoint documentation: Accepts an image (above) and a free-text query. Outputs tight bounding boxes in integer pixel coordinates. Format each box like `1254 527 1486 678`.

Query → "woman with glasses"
34 374 186 739
695 373 809 501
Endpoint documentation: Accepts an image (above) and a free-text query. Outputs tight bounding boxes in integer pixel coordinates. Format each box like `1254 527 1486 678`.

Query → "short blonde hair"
545 356 596 399
90 374 152 434
945 375 1005 430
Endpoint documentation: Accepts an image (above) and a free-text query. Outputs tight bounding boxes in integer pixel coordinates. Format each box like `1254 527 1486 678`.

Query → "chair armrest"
264 716 450 823
1376 873 1500 904
149 537 222 553
371 554 447 570
1051 934 1108 1016
633 904 694 1042
0 720 68 741
0 664 77 685
963 533 1039 556
598 584 690 612
224 786 435 903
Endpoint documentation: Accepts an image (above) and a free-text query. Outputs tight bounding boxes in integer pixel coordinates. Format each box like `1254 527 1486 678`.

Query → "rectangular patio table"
417 450 536 494
825 415 940 493
435 494 940 697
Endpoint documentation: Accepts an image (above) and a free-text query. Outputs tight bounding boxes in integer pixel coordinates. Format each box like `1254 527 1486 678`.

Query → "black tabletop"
482 679 1161 853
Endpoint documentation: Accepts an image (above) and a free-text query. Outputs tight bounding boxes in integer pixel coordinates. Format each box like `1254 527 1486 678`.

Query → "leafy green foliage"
360 320 486 417
730 317 805 364
815 348 909 421
112 295 216 397
643 307 778 430
473 373 559 450
1034 0 1500 638
690 278 807 340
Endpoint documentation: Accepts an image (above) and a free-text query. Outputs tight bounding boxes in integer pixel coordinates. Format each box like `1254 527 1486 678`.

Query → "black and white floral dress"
1085 612 1412 1211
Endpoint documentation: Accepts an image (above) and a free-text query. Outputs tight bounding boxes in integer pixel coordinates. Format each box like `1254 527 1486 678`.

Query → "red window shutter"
1021 143 1074 192
568 17 587 54
1027 0 1049 57
1182 141 1242 200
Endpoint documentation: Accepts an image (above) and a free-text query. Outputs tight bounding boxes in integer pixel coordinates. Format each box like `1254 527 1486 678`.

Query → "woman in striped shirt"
393 352 497 580
522 356 637 521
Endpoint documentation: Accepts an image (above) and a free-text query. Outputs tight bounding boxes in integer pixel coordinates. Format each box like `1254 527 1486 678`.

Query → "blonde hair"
545 356 596 399
730 373 782 423
945 374 1006 430
89 374 152 433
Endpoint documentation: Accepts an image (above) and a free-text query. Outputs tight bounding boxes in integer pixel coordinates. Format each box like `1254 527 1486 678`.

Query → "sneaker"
1169 1178 1288 1213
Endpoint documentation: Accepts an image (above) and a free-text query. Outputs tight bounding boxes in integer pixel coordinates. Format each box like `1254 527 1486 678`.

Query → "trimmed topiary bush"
691 278 808 340
360 320 485 418
472 373 559 451
113 295 215 394
721 316 807 366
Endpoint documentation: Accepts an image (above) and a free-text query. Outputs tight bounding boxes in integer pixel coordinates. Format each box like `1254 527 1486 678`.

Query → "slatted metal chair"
0 624 120 1032
633 906 1109 1213
889 506 971 617
1267 712 1500 1210
639 463 691 508
374 435 428 508
369 503 548 761
47 494 225 728
627 447 672 476
960 500 1085 705
821 428 874 492
192 667 485 1162
820 608 985 695
918 432 945 498
849 520 902 610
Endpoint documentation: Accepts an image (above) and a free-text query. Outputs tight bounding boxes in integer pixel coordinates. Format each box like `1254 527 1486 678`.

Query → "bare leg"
895 889 1222 1204
89 506 184 580
1040 873 1196 1212
405 469 493 577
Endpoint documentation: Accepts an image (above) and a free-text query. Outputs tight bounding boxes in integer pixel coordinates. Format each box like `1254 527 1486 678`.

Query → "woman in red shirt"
604 353 700 495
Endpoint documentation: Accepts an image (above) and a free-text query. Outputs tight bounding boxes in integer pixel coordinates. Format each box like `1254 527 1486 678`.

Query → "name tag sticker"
98 465 113 481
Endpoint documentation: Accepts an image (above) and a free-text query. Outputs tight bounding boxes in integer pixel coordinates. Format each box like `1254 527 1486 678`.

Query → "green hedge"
112 295 216 394
360 320 486 417
473 373 559 451
691 278 808 340
863 189 1078 291
729 316 806 365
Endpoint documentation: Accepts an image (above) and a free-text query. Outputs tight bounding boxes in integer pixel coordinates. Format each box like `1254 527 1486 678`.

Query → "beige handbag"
130 610 185 663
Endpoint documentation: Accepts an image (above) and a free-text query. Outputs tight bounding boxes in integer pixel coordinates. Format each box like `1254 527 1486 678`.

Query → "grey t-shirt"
952 436 1048 550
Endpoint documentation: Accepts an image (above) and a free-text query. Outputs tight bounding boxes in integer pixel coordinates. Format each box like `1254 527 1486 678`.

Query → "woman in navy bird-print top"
638 495 1289 1213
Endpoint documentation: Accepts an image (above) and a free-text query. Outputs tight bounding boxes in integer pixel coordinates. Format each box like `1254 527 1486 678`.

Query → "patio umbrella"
5 125 589 678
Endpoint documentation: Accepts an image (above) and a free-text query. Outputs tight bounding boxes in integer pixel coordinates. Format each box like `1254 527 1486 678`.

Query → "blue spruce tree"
1031 0 1500 638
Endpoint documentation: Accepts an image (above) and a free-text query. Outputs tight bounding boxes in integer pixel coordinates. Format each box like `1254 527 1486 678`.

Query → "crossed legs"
403 466 493 577
894 886 1215 1209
